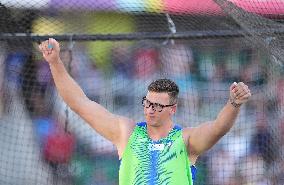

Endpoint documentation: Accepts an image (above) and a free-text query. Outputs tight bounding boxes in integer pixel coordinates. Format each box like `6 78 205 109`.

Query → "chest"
130 131 187 162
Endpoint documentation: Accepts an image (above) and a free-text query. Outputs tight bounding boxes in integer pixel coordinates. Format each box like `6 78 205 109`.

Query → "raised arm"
187 82 251 156
39 38 134 147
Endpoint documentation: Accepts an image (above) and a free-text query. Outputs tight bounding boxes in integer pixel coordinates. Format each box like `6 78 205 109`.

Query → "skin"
39 38 251 165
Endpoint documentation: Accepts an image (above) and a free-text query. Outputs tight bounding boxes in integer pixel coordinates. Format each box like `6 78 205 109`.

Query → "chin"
146 118 154 124
146 119 160 127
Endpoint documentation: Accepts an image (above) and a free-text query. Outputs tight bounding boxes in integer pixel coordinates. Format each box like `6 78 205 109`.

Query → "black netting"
0 1 284 185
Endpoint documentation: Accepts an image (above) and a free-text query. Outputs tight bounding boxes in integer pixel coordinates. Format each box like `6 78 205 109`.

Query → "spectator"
250 114 276 166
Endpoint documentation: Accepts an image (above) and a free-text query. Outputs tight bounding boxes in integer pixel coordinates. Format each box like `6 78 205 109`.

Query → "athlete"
39 38 251 185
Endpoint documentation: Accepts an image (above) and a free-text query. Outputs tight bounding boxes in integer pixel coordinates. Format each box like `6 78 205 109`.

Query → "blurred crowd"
0 38 283 185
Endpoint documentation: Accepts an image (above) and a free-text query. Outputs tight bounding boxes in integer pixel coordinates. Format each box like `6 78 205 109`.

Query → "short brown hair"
147 79 179 104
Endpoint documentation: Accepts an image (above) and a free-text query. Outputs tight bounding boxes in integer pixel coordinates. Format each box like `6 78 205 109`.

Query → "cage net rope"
0 0 284 185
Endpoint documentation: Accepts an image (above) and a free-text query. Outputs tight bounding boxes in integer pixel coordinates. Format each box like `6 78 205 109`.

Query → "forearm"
189 82 250 155
49 59 87 110
213 100 240 136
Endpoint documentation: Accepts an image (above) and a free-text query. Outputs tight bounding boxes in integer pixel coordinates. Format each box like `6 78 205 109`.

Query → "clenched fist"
38 38 61 64
229 82 251 108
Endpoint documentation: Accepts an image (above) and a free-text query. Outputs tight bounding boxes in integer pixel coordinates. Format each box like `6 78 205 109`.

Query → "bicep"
188 121 222 155
74 98 129 144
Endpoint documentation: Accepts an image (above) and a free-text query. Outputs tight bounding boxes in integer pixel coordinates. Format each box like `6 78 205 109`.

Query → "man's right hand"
39 38 60 64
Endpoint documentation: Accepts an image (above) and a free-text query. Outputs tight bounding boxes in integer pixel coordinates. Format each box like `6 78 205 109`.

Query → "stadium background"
0 0 284 184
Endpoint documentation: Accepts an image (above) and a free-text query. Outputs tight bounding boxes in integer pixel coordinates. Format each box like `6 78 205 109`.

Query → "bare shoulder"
182 127 198 141
118 116 136 135
116 116 136 144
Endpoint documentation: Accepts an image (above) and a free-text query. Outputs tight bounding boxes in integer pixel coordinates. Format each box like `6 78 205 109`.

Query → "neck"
147 120 174 141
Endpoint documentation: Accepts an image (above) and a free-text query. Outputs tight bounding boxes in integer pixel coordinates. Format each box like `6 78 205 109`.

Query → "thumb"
230 82 238 100
48 38 60 53
230 82 238 92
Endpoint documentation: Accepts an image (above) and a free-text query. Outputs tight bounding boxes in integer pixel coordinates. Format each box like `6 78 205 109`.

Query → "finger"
240 90 251 98
235 96 249 105
40 41 46 51
49 38 60 52
238 82 245 86
230 82 238 92
39 41 50 58
39 41 46 49
47 39 52 55
42 49 49 57
43 40 50 54
234 83 249 96
238 93 251 101
43 42 50 56
238 82 248 90
47 41 53 49
236 89 250 99
235 89 246 99
234 87 243 98
236 86 250 97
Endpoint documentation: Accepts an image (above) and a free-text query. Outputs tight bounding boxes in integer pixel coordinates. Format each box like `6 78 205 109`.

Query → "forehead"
146 91 170 104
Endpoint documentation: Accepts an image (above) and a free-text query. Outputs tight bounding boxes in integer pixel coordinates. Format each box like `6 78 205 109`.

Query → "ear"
170 105 177 115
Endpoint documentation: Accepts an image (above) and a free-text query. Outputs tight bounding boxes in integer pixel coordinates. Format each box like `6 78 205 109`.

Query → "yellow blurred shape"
86 12 135 73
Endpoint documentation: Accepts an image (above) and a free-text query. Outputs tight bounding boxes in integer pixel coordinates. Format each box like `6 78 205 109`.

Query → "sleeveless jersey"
119 122 194 185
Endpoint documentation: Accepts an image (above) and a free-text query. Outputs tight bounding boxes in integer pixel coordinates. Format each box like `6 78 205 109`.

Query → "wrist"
229 97 242 108
49 58 62 66
49 59 65 72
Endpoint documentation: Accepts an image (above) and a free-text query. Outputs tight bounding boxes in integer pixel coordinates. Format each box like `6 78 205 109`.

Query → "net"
0 0 283 185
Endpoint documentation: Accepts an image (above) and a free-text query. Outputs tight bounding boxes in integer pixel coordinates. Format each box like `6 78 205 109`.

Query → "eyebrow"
145 97 168 106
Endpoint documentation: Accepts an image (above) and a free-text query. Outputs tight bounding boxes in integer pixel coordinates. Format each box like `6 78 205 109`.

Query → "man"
39 38 251 185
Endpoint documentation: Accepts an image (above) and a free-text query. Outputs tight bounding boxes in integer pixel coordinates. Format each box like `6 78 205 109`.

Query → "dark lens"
155 103 163 112
144 100 151 108
142 97 146 106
